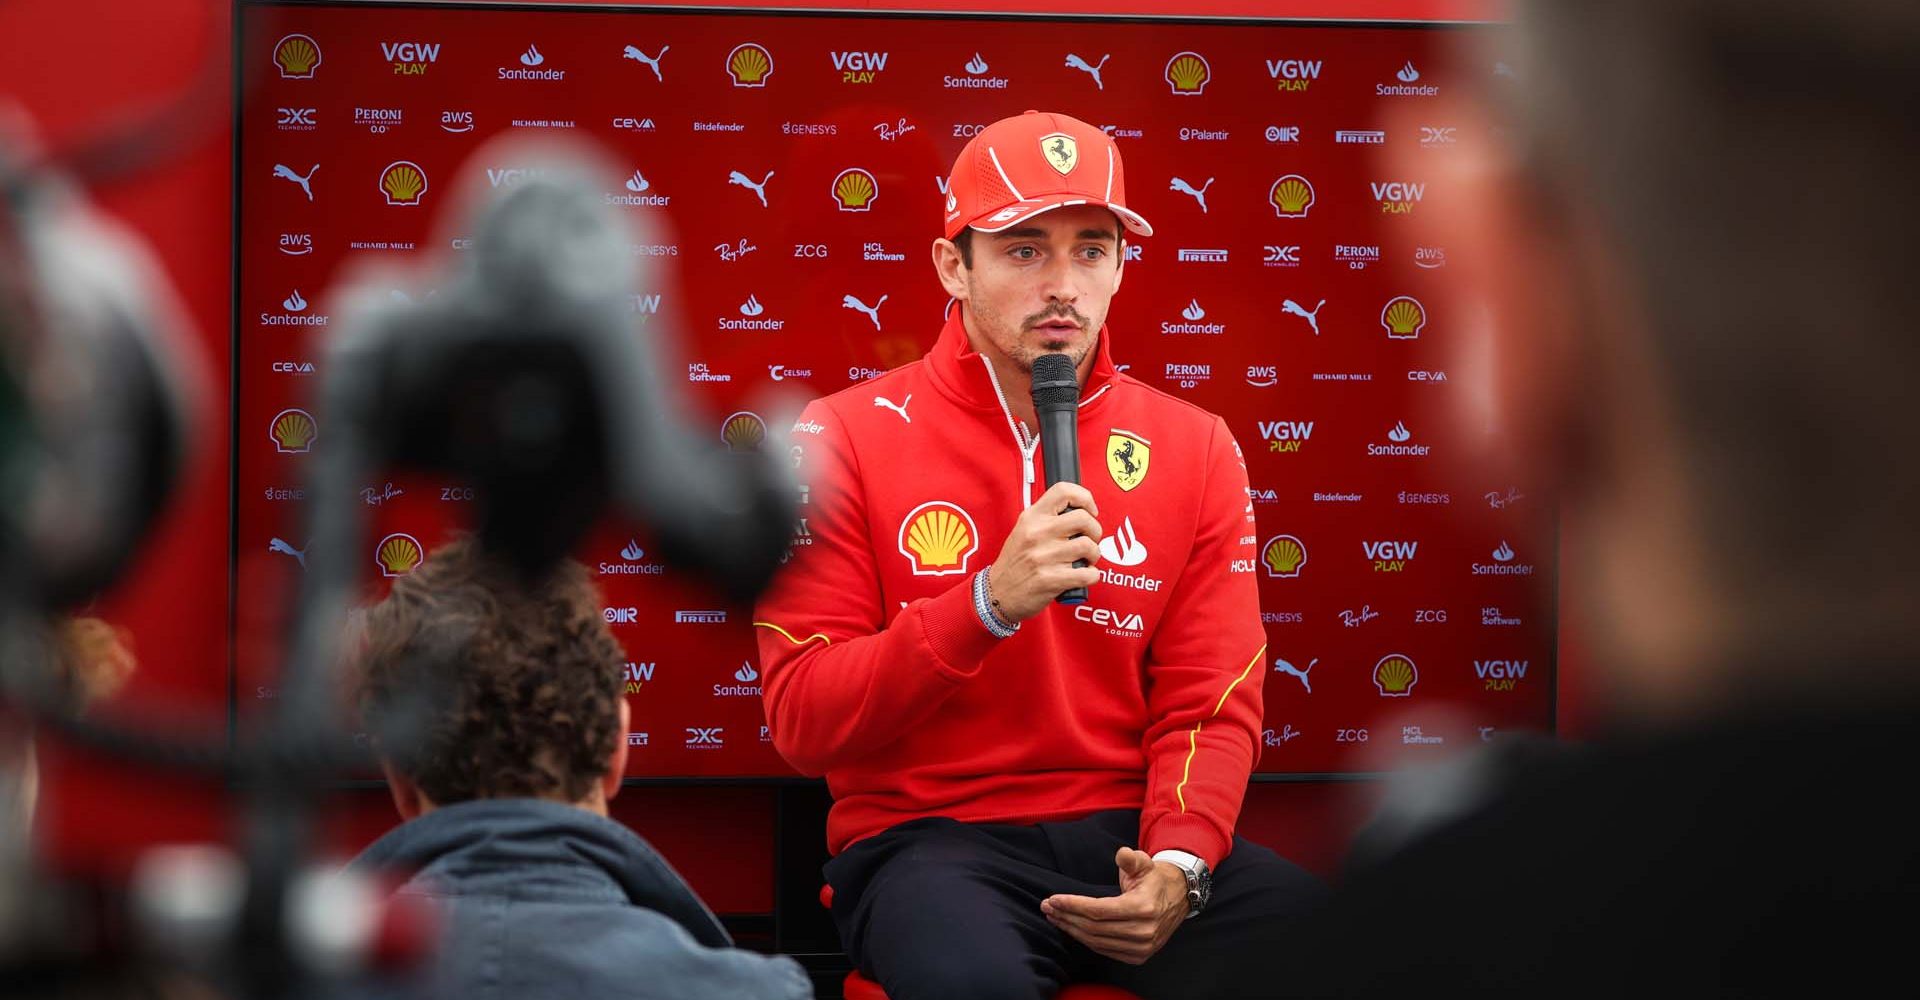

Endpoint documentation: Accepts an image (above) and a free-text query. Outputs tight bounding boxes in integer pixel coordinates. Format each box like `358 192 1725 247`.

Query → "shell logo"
270 408 316 454
379 161 428 206
721 410 767 452
1262 534 1306 578
1373 654 1418 697
274 34 322 79
376 533 425 578
1270 175 1314 218
1381 296 1426 339
898 501 979 576
832 168 879 212
726 43 774 87
1165 51 1211 95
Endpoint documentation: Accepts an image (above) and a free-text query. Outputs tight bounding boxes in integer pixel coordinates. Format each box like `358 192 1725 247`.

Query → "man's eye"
1082 247 1107 260
1011 247 1038 259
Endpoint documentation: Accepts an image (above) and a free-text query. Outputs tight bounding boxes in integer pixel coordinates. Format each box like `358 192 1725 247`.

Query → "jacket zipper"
978 356 1040 508
976 357 1115 510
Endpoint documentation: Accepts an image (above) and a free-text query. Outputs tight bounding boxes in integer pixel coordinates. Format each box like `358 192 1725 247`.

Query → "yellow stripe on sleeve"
753 621 833 648
1174 645 1265 813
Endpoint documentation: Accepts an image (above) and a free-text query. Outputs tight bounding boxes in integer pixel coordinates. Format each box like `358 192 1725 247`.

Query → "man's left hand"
1041 846 1188 965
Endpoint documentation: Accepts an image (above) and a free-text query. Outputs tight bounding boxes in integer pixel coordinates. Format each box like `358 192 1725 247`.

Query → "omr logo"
1363 540 1418 572
381 40 441 75
831 50 888 83
1371 180 1426 214
603 607 640 624
1258 420 1314 453
1265 57 1321 91
274 34 322 79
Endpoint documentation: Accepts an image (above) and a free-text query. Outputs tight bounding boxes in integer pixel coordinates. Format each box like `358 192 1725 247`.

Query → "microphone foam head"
1030 353 1079 411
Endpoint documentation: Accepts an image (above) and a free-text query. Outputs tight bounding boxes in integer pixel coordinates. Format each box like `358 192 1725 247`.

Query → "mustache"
1023 304 1091 330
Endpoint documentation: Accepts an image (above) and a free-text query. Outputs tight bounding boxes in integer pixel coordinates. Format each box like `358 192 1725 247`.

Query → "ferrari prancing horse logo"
1107 431 1150 491
1040 132 1078 176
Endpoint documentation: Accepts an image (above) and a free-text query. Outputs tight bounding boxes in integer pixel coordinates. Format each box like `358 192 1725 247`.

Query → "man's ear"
932 237 970 302
382 760 431 821
602 698 631 804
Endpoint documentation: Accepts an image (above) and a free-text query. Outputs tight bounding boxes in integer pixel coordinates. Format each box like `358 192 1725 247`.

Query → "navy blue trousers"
824 809 1328 1000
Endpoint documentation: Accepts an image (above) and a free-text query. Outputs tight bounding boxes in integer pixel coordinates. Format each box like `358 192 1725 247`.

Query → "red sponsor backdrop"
236 2 1552 778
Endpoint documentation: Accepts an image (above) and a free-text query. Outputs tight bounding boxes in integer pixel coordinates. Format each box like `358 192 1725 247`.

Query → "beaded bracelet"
972 567 1019 639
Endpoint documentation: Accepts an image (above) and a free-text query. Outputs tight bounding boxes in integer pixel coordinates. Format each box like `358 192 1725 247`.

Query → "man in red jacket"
754 110 1323 1000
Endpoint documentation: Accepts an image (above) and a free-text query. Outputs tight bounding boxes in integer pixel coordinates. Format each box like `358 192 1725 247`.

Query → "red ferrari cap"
942 110 1152 241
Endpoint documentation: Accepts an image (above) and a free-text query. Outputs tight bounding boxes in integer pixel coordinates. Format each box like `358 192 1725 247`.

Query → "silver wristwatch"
1151 849 1213 918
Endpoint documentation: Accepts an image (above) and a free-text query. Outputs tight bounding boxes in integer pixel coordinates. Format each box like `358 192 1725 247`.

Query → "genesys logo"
381 40 441 75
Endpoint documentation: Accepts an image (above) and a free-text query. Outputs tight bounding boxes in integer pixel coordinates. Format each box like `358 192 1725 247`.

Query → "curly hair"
356 537 625 805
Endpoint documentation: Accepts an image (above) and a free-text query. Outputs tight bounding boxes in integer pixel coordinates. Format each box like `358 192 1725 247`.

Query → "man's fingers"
1037 481 1100 519
1054 923 1152 966
1044 893 1152 921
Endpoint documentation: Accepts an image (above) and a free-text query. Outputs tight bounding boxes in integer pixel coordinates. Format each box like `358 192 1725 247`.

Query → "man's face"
935 204 1125 375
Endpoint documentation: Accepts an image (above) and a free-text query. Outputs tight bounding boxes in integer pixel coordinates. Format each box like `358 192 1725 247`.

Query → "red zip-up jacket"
753 312 1266 868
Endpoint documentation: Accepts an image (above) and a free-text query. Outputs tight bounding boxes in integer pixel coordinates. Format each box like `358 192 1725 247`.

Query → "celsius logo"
832 50 888 83
1265 57 1321 91
381 40 441 75
1371 181 1426 214
726 42 774 87
274 34 322 79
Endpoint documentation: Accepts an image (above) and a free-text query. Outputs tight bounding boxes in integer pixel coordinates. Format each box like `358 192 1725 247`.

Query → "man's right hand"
985 481 1103 623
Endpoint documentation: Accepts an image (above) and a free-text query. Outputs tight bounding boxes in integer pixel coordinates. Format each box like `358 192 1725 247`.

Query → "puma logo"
1281 298 1325 336
268 537 306 569
842 294 888 331
728 169 774 208
873 394 911 424
273 163 318 201
621 44 668 81
1169 177 1214 213
1273 656 1318 693
1065 52 1110 91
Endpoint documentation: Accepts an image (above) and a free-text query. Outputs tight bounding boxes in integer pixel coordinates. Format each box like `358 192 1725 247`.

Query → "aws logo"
1371 180 1426 214
831 50 887 83
1363 540 1417 573
1257 420 1313 453
381 40 441 75
898 501 978 576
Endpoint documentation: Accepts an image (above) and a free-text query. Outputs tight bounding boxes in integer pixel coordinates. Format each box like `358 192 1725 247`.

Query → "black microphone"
1031 353 1087 605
